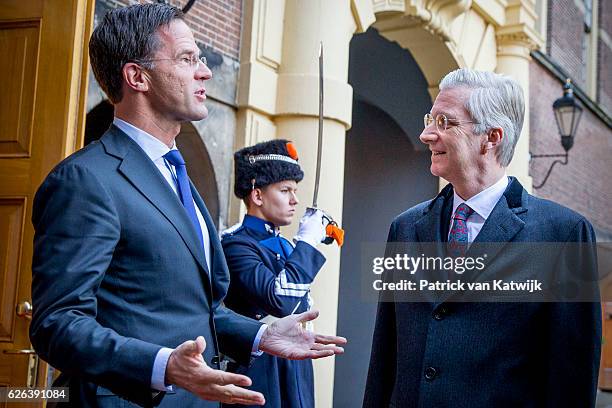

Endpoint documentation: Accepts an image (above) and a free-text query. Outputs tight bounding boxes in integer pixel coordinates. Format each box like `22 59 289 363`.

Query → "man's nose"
419 130 437 145
291 192 299 205
196 63 212 81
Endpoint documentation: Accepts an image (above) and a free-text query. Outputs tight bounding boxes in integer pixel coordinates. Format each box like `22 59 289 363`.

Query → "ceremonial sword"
308 42 344 247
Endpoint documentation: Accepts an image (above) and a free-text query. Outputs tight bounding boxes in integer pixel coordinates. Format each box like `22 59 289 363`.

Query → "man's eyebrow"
176 49 199 57
432 109 458 118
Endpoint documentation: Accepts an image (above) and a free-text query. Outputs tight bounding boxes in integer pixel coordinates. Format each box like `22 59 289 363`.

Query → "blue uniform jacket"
221 215 326 408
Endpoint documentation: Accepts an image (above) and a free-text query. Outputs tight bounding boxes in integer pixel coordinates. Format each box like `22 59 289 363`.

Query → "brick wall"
173 0 242 60
529 61 612 238
598 0 612 113
548 0 588 89
97 0 242 61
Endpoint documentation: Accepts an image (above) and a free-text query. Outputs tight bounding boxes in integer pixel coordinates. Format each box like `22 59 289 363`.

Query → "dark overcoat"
364 177 601 408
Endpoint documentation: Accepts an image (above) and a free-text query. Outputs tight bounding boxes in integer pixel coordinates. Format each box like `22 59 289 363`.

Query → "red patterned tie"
448 203 474 257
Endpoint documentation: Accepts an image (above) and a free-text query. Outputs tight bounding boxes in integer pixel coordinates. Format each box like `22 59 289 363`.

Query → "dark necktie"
448 203 474 257
163 149 204 249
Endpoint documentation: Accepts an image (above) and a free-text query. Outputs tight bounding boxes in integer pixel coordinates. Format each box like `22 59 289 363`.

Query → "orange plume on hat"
286 142 298 160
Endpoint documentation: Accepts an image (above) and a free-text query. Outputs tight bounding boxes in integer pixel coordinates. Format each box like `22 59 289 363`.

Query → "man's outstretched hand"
258 310 347 359
165 336 265 405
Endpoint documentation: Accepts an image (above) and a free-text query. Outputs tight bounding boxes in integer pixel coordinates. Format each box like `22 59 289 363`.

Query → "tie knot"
163 149 185 166
454 203 474 221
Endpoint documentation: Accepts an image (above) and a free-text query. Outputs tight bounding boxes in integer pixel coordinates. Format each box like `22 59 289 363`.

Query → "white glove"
293 208 326 248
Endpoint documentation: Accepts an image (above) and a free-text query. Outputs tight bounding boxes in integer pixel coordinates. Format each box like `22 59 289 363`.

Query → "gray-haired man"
364 68 600 407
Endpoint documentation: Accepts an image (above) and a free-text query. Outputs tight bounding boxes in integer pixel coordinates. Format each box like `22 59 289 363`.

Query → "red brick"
529 61 612 235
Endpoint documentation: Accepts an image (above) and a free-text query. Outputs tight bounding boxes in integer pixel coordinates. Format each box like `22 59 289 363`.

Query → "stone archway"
333 28 438 407
84 99 113 146
371 1 501 97
176 123 220 227
370 1 538 186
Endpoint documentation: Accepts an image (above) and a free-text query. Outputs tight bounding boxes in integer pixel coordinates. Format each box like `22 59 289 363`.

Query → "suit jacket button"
424 366 437 381
433 306 448 321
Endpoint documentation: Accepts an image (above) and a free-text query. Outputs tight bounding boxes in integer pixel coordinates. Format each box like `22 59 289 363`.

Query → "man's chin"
188 108 208 122
430 164 442 177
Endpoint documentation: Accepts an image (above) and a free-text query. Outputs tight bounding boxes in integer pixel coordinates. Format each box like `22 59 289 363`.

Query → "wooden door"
0 0 93 403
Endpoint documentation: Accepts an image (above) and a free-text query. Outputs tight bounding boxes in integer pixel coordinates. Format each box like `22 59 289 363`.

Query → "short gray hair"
439 68 525 167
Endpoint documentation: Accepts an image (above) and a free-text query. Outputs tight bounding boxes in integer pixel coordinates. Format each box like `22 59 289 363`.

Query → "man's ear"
122 62 150 93
482 127 504 153
248 187 264 207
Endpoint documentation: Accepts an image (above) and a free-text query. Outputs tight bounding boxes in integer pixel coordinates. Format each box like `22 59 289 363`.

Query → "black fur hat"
233 139 304 199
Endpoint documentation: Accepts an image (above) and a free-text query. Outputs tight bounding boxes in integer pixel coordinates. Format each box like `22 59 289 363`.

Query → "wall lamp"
531 79 583 189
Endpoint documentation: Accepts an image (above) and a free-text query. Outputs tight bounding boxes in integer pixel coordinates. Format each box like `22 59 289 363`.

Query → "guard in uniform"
221 139 328 408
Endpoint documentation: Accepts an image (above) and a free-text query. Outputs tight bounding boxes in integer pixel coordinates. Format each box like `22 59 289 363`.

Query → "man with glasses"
29 4 345 407
364 68 600 407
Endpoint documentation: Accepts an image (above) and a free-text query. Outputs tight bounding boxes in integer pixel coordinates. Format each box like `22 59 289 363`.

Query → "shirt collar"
452 175 509 221
113 117 176 162
243 215 278 236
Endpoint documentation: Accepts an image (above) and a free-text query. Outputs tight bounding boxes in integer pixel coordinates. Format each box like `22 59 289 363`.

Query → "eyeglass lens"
423 113 449 131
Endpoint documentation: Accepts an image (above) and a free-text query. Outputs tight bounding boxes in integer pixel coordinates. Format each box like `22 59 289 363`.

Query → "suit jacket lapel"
191 183 228 306
464 177 527 282
415 184 453 259
100 127 211 280
469 177 527 256
435 177 528 305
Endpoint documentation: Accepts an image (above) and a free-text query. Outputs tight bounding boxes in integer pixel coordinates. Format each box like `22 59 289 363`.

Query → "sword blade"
313 42 324 208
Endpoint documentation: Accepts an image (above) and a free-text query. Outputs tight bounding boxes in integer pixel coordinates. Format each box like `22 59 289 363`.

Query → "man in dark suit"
29 4 345 407
364 68 601 407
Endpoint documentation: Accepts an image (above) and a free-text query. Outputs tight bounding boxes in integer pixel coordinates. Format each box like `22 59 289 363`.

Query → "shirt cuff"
151 347 174 392
251 324 268 357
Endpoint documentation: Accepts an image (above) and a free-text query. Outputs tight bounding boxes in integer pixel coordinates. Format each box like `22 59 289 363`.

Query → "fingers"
314 334 347 345
195 336 206 354
308 349 337 358
310 343 344 353
295 309 319 323
208 368 252 387
177 336 207 356
292 348 341 360
229 397 266 406
205 384 265 405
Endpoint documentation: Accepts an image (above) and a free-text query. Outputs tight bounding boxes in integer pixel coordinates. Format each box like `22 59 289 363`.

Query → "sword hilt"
321 212 344 247
324 221 344 247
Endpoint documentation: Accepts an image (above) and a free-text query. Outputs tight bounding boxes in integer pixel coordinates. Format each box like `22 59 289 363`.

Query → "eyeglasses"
134 55 207 69
424 113 478 132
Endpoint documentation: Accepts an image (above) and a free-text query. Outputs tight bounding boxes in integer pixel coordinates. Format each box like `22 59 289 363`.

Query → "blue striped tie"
163 149 204 249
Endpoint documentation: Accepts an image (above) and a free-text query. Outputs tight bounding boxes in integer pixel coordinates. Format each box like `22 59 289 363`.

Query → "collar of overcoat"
414 176 529 305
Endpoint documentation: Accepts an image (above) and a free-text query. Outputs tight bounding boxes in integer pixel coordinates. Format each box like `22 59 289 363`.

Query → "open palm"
258 310 347 360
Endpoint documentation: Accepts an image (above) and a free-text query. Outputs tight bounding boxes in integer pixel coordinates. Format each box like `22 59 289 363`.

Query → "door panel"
0 0 94 402
0 22 39 157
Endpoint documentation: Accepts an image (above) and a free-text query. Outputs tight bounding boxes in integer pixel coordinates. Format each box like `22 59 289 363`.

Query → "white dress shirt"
449 175 509 243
